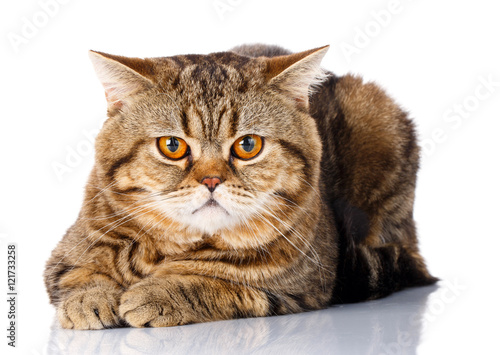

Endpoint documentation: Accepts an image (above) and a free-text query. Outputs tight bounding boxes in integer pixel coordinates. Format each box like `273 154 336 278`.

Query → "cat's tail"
331 200 438 304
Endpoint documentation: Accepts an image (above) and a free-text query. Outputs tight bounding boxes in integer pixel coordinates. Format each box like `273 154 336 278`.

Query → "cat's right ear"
264 46 329 110
88 51 155 112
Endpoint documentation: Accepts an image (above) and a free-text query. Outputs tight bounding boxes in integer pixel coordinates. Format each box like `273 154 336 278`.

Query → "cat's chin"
178 200 239 235
192 198 228 215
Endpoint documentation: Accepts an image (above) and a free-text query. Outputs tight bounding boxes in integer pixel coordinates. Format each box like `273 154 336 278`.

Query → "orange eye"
157 136 189 160
231 135 263 160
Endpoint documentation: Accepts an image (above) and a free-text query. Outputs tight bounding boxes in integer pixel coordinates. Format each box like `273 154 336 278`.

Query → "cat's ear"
88 50 155 111
265 45 329 110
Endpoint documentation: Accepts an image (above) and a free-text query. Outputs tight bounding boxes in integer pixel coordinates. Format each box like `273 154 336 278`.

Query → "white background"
1 0 499 354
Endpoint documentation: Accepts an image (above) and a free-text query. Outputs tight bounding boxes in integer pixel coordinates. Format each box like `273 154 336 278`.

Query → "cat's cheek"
155 187 208 216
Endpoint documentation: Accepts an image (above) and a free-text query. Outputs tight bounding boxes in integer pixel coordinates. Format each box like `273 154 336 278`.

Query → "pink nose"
201 176 222 192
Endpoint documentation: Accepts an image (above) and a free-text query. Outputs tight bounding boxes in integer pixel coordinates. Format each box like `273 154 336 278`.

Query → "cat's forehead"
149 84 270 143
158 52 265 92
145 53 269 140
168 52 253 68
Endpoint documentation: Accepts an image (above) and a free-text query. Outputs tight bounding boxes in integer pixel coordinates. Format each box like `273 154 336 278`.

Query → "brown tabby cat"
44 44 437 329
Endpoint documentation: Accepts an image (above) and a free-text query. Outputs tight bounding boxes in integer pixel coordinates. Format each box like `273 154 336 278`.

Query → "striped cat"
44 44 437 329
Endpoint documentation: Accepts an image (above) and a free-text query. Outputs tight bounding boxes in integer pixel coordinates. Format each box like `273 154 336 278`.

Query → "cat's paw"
119 279 190 328
57 286 122 330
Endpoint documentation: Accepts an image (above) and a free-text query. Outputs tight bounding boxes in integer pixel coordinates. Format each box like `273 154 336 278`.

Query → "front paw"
57 286 122 330
119 279 191 328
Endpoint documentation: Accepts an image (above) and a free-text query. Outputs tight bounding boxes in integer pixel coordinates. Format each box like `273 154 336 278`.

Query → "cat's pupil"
166 137 180 152
240 136 255 152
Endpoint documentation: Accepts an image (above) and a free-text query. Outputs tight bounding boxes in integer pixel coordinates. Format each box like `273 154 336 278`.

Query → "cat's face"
90 48 327 246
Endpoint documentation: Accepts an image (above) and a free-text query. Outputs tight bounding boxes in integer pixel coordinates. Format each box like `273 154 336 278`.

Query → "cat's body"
44 44 436 329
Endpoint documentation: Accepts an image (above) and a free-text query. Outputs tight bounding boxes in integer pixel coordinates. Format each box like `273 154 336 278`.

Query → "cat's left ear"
88 50 155 112
265 45 329 110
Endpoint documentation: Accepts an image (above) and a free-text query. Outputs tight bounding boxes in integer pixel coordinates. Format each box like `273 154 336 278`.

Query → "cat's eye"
231 135 263 160
157 136 189 160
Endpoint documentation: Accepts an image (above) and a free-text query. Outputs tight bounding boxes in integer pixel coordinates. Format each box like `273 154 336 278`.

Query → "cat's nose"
201 176 222 193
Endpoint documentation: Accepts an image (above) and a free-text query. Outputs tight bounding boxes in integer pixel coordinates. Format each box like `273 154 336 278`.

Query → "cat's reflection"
46 284 438 355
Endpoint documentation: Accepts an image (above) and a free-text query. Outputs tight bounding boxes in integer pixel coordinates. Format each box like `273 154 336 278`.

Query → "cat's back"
311 73 420 248
310 70 420 241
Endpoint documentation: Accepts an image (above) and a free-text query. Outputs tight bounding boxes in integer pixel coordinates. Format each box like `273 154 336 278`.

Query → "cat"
44 43 437 329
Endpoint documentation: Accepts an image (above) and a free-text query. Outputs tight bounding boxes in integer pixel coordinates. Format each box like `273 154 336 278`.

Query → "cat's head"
88 46 328 247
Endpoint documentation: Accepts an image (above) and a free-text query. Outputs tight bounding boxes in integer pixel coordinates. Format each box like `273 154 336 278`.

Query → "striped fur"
44 44 436 329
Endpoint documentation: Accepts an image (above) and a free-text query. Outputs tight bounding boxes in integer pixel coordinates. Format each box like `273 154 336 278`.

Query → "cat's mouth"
192 198 229 215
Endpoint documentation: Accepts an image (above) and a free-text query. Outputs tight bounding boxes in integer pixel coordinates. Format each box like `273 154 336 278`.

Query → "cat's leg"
48 266 124 329
332 242 438 304
331 199 437 303
119 274 269 327
45 250 126 330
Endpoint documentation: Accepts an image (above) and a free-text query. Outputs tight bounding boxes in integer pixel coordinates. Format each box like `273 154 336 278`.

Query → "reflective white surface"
46 285 438 355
